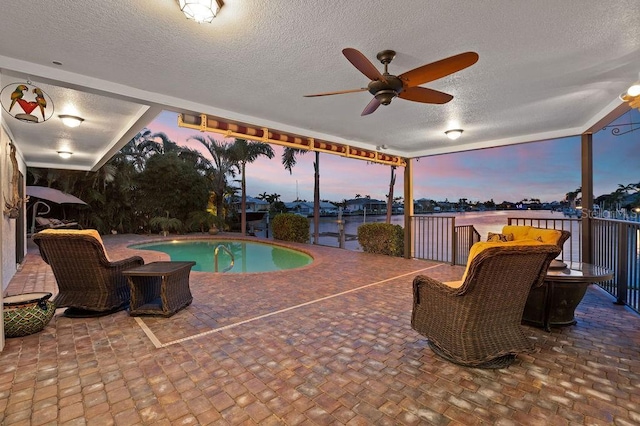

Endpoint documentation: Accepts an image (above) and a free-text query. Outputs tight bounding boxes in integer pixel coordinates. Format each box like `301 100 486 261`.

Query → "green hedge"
357 223 404 257
272 213 309 243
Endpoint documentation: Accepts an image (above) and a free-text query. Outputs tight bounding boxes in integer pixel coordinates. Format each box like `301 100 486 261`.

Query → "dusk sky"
148 109 639 204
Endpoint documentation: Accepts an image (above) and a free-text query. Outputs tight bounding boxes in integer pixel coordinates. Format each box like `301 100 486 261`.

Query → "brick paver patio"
1 234 639 425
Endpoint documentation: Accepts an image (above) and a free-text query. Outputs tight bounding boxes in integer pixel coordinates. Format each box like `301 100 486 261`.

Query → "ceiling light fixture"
178 0 223 23
620 74 640 111
57 151 73 159
620 91 640 111
59 115 84 127
445 129 463 140
627 75 640 97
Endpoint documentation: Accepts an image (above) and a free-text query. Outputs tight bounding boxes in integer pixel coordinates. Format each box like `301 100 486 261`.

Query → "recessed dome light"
57 151 72 159
445 129 463 140
59 115 84 127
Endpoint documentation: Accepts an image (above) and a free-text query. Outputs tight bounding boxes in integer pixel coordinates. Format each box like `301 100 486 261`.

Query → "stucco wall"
0 70 27 293
1 123 26 291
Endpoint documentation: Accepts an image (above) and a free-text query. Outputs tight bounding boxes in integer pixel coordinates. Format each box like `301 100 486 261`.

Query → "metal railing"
592 218 640 312
214 244 235 273
411 216 480 265
507 216 582 262
411 215 640 313
454 225 481 265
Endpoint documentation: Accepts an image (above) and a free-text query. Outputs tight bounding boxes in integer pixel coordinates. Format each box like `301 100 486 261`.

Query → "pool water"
130 240 313 273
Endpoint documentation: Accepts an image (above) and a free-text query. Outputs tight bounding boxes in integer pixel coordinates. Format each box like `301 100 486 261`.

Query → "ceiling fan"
304 48 479 116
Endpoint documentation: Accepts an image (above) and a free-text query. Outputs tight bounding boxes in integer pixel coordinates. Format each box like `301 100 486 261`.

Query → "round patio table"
522 262 614 331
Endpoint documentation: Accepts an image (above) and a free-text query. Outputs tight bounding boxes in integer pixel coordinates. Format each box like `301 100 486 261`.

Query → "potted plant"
209 215 227 235
149 211 182 236
186 210 227 234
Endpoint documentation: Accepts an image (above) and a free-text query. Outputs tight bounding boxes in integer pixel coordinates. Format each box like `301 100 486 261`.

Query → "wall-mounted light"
626 74 640 97
445 129 463 140
59 115 84 128
178 0 223 23
620 73 640 111
57 151 73 159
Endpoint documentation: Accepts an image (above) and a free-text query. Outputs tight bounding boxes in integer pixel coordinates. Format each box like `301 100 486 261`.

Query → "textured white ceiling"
1 0 639 170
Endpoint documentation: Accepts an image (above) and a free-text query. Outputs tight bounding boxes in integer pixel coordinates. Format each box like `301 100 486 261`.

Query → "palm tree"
189 135 237 220
230 138 275 234
282 147 321 244
565 187 581 209
117 129 181 172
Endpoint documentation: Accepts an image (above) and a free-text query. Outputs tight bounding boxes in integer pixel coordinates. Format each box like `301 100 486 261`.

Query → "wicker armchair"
411 243 560 368
33 229 144 317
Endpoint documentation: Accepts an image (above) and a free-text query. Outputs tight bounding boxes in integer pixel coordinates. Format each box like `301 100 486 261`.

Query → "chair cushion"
37 229 110 261
443 280 464 288
35 217 52 226
461 239 546 282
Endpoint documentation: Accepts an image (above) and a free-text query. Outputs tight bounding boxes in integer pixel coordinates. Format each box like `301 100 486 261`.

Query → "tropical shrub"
149 213 183 235
137 152 210 226
357 223 404 257
272 213 309 243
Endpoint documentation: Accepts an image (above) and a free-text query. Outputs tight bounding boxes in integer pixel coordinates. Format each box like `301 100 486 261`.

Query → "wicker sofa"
411 242 560 368
33 229 144 317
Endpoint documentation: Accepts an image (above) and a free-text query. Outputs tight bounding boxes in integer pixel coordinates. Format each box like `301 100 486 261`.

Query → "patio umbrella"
26 186 87 205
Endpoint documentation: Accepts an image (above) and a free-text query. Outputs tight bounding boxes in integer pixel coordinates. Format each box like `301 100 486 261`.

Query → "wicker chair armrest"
413 274 461 305
107 256 144 270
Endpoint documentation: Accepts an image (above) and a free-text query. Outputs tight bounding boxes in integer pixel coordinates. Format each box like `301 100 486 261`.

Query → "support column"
403 158 413 259
581 133 593 264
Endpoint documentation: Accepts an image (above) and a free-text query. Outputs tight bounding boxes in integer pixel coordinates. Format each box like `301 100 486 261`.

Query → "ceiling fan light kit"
445 129 463 140
178 0 222 23
305 48 479 116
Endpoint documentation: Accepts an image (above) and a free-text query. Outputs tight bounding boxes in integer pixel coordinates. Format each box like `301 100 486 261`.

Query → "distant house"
241 196 269 212
284 201 338 216
344 198 386 215
285 201 313 216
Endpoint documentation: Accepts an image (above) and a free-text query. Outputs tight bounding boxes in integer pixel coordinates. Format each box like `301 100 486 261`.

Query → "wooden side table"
522 262 613 331
123 261 195 317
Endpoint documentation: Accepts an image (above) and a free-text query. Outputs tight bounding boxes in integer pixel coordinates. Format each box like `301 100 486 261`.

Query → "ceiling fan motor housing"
368 76 403 105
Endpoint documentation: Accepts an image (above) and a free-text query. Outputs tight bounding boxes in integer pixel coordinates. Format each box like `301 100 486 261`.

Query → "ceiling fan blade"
399 52 479 88
361 97 381 116
342 48 386 82
304 88 368 97
398 87 453 104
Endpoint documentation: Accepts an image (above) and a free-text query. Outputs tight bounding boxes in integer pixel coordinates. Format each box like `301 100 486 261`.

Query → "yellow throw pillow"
502 225 532 241
526 228 562 245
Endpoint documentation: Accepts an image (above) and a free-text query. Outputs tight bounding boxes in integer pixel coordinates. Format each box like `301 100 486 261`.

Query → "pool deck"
2 233 640 425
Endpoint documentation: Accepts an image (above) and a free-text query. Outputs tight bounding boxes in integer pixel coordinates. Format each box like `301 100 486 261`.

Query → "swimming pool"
130 239 313 273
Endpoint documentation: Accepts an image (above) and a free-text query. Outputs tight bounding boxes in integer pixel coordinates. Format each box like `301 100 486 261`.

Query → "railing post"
581 133 593 264
403 158 413 259
615 224 628 305
450 217 456 266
